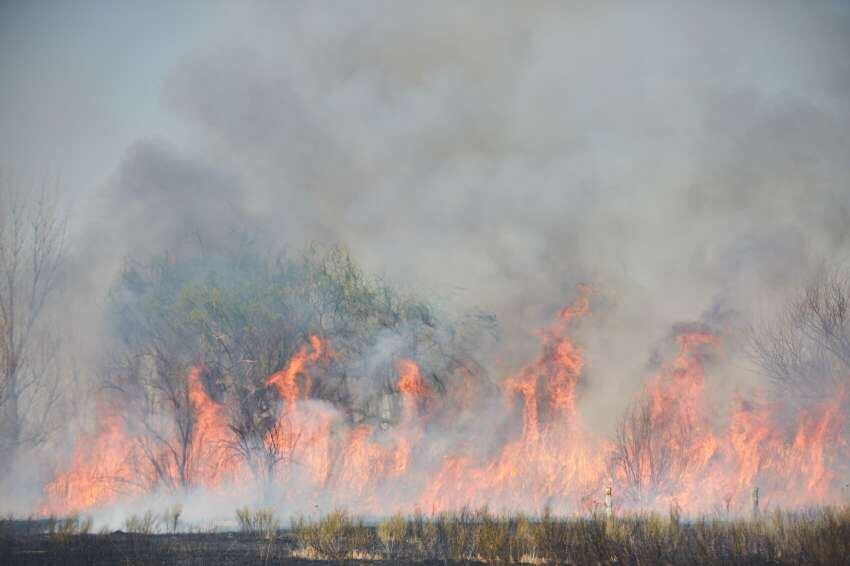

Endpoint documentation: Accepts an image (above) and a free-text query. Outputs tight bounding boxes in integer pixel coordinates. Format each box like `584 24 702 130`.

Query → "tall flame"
42 287 849 517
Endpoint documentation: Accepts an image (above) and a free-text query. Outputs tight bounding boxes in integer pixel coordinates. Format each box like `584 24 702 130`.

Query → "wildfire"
41 288 850 518
267 335 326 408
41 408 140 515
421 286 607 513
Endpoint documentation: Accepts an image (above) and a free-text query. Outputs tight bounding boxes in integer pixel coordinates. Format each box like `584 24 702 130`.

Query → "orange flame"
41 290 850 517
266 336 325 408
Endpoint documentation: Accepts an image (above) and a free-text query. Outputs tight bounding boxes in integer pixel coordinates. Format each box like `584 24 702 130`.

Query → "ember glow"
40 289 849 518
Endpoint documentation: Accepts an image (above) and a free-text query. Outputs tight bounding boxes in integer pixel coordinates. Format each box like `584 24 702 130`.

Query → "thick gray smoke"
75 0 850 410
5 1 850 518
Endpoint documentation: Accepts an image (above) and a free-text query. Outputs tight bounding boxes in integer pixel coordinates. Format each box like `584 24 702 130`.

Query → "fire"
41 408 140 515
615 330 848 512
420 286 607 513
185 367 238 487
267 336 325 407
41 289 850 517
397 358 429 423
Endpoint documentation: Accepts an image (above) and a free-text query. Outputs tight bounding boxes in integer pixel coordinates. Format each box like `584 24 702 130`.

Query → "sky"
0 1 212 203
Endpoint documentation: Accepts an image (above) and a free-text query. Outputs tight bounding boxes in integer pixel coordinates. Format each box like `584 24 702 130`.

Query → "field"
2 506 850 565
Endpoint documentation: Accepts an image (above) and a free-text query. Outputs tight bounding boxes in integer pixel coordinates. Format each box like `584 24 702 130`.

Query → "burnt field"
2 529 312 566
3 507 850 565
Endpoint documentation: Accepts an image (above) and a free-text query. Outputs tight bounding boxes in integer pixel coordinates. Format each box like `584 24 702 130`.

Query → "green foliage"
104 241 495 491
108 242 484 404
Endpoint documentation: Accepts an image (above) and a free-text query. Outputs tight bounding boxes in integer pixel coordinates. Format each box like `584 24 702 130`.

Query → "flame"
185 367 238 487
420 286 607 513
41 289 850 517
397 358 429 424
267 336 325 408
41 408 140 515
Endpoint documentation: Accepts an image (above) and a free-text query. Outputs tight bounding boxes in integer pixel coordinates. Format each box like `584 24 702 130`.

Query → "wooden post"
604 486 613 518
751 486 759 518
379 393 393 430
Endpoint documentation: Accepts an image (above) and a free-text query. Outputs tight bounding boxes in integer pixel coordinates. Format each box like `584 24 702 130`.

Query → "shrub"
235 507 279 538
292 509 373 560
377 513 407 558
46 514 93 544
124 510 159 534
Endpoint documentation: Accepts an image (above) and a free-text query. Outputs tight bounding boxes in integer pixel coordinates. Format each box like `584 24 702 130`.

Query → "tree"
614 398 674 502
102 241 493 492
0 182 67 465
748 268 850 402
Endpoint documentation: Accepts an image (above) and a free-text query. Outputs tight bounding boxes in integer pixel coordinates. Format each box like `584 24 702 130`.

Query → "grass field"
2 505 849 564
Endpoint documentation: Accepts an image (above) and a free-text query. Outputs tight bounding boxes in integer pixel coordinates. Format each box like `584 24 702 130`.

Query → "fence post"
751 486 759 518
604 486 613 518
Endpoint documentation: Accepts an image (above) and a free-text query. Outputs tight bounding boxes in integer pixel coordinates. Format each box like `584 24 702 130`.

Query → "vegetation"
102 242 494 493
292 508 373 560
162 503 182 534
749 267 850 402
2 506 850 564
0 184 67 471
123 510 159 535
236 506 279 538
291 506 850 564
45 514 93 543
376 512 406 559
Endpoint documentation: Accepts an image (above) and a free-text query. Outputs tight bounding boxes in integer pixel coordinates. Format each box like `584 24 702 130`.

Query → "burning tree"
99 241 490 496
613 332 720 505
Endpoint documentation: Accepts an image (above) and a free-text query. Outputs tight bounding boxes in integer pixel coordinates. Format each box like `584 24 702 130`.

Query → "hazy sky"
0 1 213 201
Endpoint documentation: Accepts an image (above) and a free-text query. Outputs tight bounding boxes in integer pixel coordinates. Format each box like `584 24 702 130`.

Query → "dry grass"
292 508 374 561
123 510 159 534
376 512 406 559
161 503 182 533
293 505 850 564
235 507 279 539
45 514 93 544
2 505 848 564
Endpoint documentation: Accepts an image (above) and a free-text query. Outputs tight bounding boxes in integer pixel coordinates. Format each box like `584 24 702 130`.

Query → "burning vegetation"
32 244 848 522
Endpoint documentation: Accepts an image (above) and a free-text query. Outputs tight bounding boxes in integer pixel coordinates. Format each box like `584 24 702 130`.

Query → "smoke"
78 1 847 401
6 1 850 518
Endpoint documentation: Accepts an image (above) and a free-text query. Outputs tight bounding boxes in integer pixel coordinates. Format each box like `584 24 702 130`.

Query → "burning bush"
38 248 850 521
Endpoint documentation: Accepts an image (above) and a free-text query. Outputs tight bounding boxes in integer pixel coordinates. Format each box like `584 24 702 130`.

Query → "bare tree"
0 182 67 465
228 407 301 495
614 398 674 504
749 268 850 401
105 314 213 493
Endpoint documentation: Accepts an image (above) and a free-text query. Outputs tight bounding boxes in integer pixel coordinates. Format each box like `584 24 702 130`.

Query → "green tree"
103 241 495 491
